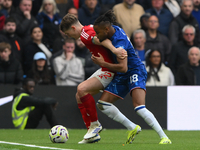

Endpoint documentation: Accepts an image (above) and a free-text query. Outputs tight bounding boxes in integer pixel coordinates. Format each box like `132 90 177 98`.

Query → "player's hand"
91 53 105 66
115 47 127 60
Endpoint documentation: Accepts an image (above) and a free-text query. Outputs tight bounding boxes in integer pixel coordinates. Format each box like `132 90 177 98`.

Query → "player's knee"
96 100 104 110
75 92 81 103
77 83 86 96
97 100 112 110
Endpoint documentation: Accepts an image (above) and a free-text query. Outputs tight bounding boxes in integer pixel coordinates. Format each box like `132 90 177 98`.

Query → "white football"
49 125 69 143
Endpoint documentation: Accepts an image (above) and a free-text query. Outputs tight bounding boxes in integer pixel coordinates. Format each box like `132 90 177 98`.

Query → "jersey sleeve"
80 29 96 45
114 38 127 50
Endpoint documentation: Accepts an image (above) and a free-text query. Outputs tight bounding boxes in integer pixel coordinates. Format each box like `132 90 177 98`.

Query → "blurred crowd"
0 0 200 86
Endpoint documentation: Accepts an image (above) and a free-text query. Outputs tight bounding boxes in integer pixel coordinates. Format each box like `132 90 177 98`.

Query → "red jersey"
80 25 114 72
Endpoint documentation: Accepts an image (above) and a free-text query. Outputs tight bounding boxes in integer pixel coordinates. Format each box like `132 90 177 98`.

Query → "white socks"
97 100 168 139
97 100 136 130
135 105 167 139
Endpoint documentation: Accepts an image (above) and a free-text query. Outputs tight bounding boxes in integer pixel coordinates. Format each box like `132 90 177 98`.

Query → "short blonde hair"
39 0 59 14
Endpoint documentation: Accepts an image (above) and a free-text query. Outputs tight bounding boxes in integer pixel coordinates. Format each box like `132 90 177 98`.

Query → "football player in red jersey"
60 13 129 144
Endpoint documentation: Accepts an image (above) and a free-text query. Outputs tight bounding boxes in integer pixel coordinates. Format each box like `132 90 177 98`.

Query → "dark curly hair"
94 10 120 27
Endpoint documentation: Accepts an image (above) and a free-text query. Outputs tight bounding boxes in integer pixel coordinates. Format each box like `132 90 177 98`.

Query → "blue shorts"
104 64 147 99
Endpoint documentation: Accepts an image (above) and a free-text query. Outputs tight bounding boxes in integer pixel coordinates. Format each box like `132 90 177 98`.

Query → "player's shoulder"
81 25 95 40
113 25 126 35
82 25 94 32
113 26 127 41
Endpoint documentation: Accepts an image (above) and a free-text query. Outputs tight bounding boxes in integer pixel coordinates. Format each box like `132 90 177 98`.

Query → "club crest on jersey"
98 72 112 79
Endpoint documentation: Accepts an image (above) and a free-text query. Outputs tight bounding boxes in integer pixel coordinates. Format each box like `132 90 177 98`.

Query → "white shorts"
87 68 115 88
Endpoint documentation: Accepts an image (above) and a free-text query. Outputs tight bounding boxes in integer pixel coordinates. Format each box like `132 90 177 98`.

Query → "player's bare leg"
76 77 103 142
132 88 171 144
76 77 103 128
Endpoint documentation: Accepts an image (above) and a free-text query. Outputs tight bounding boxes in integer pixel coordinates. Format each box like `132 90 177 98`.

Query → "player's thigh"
77 77 104 96
88 68 114 88
129 65 147 107
104 74 129 100
131 88 146 107
77 69 114 96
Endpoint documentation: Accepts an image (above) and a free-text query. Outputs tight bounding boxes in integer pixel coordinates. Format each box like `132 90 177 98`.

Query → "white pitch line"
0 141 76 150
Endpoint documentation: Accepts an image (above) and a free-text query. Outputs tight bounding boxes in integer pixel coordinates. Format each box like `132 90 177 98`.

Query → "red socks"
78 103 90 129
80 94 98 122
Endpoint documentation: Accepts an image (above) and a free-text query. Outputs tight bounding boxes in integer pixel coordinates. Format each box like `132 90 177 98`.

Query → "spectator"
176 0 182 5
12 0 38 45
1 17 23 63
51 7 78 54
136 0 152 10
146 49 174 86
67 7 78 18
176 46 200 85
12 78 58 130
145 15 171 64
0 0 3 9
36 0 61 50
27 52 55 85
31 0 43 17
139 13 151 31
99 0 116 15
75 38 99 80
146 0 174 37
168 0 200 46
52 30 66 55
12 0 20 8
66 0 81 11
78 0 101 26
23 26 52 75
53 38 84 86
113 0 145 38
12 0 42 17
169 25 200 75
0 42 23 84
50 31 67 72
0 12 5 30
164 0 180 17
0 0 15 18
131 29 147 65
192 0 200 30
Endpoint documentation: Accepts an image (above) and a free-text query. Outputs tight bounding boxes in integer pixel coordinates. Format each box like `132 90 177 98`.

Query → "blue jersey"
104 25 147 99
110 25 144 75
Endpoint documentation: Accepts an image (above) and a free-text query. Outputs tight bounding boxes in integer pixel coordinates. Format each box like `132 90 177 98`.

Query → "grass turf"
0 129 199 150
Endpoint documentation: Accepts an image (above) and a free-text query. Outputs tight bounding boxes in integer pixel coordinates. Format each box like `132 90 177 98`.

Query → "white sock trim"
97 100 112 106
135 105 145 112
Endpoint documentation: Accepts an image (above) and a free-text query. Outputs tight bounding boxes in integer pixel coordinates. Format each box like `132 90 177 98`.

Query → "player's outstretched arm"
92 53 128 73
92 36 127 59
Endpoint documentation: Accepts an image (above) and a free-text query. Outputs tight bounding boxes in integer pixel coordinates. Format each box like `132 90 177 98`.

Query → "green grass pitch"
0 129 199 150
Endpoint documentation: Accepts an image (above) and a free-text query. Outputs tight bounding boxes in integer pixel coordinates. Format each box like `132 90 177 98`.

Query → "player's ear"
105 26 109 33
71 25 76 31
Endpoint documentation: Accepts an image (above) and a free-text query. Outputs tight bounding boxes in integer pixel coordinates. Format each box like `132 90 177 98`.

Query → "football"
49 125 69 143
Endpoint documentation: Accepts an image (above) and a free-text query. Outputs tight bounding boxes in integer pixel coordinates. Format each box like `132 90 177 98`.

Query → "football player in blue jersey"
92 10 171 144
